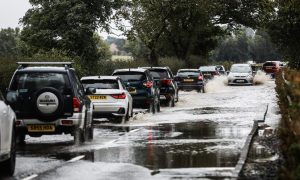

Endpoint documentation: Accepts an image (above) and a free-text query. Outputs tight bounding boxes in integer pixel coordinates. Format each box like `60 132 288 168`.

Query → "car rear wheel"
74 128 85 145
168 95 175 107
0 126 16 177
175 90 179 102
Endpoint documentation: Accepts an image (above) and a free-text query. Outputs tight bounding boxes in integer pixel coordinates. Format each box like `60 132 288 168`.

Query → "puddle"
54 121 246 169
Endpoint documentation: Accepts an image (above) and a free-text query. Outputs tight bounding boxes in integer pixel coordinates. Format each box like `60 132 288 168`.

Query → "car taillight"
143 81 153 88
161 79 172 86
73 97 81 112
111 93 126 99
198 75 204 81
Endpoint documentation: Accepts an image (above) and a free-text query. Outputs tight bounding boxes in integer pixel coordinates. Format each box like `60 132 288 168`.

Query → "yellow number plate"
184 79 194 82
88 95 107 100
27 125 55 132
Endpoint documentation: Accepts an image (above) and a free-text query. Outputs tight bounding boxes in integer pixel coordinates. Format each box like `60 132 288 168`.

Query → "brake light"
161 79 172 86
73 97 81 112
111 93 126 99
143 81 153 88
198 75 204 81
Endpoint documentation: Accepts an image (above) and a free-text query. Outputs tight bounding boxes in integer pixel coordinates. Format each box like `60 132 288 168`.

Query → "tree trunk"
149 49 159 66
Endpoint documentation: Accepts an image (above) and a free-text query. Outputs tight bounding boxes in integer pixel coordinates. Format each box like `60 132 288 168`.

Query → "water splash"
204 76 228 93
254 70 270 85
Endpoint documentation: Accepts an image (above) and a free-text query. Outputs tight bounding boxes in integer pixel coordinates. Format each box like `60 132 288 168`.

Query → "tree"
0 28 20 57
20 0 122 72
125 0 273 65
267 0 300 69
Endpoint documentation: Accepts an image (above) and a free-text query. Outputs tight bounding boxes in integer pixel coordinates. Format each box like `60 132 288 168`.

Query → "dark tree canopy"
124 0 273 66
21 0 122 67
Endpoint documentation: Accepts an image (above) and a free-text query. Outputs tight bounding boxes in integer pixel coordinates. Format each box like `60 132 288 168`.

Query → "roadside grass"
276 68 300 179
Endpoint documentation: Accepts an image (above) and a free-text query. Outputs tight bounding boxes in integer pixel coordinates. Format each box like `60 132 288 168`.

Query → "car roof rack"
16 62 74 69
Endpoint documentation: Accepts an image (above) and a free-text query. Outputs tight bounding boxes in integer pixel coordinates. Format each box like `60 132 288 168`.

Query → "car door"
0 92 9 153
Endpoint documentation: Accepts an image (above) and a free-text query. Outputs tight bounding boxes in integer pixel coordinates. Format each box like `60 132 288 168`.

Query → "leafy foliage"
267 0 300 69
20 0 121 72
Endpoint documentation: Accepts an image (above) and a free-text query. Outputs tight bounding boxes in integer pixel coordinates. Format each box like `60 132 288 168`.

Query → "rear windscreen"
263 62 276 66
199 66 216 71
177 70 200 76
10 72 68 92
148 69 170 79
81 79 119 89
113 72 146 82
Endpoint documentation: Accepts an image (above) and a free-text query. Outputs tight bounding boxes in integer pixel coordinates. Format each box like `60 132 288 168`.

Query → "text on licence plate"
183 79 194 82
88 95 107 100
236 80 245 83
27 125 55 132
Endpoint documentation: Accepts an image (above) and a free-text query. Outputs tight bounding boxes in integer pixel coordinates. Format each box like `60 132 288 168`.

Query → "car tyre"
17 132 26 145
125 106 130 121
0 126 16 177
168 95 175 107
74 127 85 145
175 90 179 102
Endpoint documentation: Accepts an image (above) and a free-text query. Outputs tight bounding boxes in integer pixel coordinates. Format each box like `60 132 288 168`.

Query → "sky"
0 0 31 28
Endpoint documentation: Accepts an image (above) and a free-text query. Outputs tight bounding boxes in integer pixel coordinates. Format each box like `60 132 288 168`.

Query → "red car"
262 61 282 76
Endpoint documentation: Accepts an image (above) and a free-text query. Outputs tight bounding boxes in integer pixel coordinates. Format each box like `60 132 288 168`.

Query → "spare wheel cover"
36 92 59 114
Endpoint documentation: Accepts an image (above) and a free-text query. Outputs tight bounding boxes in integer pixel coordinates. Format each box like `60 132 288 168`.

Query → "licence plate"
128 88 137 94
88 95 107 100
183 79 194 82
236 80 245 83
27 125 55 132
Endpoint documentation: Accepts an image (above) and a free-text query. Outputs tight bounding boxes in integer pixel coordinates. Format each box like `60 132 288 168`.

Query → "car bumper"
228 78 253 85
178 83 204 90
93 102 128 117
15 113 84 135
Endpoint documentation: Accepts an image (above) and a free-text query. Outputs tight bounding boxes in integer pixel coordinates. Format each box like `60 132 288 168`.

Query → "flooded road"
12 78 280 180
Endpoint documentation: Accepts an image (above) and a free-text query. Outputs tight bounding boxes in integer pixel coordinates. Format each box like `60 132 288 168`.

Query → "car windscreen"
113 72 146 82
148 69 170 79
10 72 68 92
81 79 119 89
263 62 276 66
199 66 216 72
177 70 200 76
230 66 252 73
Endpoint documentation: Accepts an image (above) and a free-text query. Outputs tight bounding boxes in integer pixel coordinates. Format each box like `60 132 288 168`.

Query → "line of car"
0 60 284 176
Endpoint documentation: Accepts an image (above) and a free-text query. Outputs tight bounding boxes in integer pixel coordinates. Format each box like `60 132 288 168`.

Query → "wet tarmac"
11 79 280 179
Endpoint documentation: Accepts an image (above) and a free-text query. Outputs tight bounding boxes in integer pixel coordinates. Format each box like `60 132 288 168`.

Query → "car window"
177 70 200 76
69 70 85 96
230 66 252 73
263 62 276 66
199 66 216 71
10 72 68 92
82 79 119 89
148 69 170 79
113 72 146 82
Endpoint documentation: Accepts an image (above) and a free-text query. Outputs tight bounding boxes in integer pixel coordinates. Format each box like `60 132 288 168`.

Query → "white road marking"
22 174 38 180
68 155 85 163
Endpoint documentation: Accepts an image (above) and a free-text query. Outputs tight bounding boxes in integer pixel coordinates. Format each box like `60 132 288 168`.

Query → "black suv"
175 69 206 93
140 67 178 107
6 62 93 144
112 68 160 113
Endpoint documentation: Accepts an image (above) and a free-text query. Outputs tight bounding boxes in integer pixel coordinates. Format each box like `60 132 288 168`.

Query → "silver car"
227 64 254 85
0 91 16 176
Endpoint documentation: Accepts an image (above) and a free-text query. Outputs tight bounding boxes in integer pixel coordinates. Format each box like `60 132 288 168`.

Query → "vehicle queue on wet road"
0 61 282 179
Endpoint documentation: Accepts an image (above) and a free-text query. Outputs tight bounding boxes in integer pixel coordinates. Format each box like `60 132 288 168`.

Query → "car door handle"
3 111 7 114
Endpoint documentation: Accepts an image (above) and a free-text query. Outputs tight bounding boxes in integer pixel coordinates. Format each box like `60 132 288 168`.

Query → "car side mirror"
6 91 17 103
252 71 256 75
226 71 230 75
85 87 96 95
